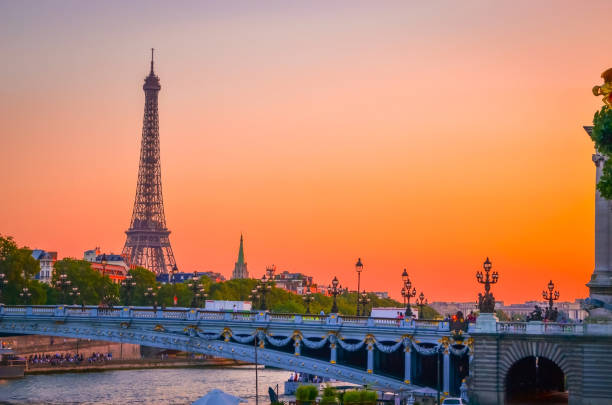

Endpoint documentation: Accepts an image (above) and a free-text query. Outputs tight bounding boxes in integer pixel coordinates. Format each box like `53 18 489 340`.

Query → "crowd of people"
27 352 113 366
287 372 326 383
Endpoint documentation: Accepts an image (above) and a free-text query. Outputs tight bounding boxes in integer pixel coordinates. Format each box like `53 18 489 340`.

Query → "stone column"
404 345 412 384
585 126 612 318
367 342 374 373
443 347 450 396
330 336 337 364
294 338 301 356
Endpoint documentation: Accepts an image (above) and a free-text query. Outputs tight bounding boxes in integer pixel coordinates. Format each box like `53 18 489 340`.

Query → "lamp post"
327 276 342 314
254 268 275 311
0 273 7 304
56 273 71 304
121 274 137 306
171 264 178 306
416 291 428 319
355 258 363 316
475 257 498 313
303 290 314 314
19 287 32 305
358 290 370 317
69 287 80 305
188 272 206 308
401 269 416 317
100 254 108 277
144 286 159 310
542 280 560 320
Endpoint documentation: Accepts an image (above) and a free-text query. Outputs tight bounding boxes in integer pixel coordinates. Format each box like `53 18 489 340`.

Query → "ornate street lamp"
171 264 178 306
19 287 32 305
475 257 499 313
416 291 428 319
188 272 206 308
542 279 560 320
100 254 108 277
303 290 314 314
69 287 80 305
355 258 363 316
0 273 8 304
327 276 342 314
358 290 371 317
56 273 72 304
144 286 159 310
401 269 416 317
121 274 137 306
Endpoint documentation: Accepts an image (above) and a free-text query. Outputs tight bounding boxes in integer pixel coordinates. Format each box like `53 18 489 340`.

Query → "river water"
0 366 291 404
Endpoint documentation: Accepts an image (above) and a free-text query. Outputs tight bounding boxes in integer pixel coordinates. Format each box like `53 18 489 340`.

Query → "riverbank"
25 357 249 375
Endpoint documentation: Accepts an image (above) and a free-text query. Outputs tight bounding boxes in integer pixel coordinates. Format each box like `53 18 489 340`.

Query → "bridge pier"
443 348 450 396
330 336 337 364
404 345 411 383
367 342 374 373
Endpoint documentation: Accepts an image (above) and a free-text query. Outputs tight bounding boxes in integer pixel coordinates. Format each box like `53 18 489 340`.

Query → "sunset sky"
1 1 611 303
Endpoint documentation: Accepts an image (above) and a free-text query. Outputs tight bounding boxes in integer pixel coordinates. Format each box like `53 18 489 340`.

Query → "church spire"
232 234 249 279
237 234 245 265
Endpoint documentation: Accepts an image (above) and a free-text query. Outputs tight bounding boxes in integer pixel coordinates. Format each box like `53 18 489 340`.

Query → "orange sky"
1 1 611 303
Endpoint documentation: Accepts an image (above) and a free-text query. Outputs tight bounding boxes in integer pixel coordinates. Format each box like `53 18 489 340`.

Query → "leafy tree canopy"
591 107 612 199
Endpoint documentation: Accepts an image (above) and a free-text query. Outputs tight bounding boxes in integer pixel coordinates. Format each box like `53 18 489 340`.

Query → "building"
31 250 57 284
273 271 313 294
429 301 480 317
90 262 126 284
84 249 129 271
373 292 389 299
231 234 249 279
498 300 587 321
156 271 226 284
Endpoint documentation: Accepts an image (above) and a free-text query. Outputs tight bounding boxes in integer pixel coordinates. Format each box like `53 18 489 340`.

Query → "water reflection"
0 366 290 404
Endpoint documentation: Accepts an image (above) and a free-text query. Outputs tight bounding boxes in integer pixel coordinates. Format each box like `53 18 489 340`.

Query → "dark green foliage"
320 385 338 404
52 258 118 305
295 384 318 402
591 107 612 199
495 309 510 321
0 235 41 304
592 107 612 155
418 305 441 319
342 389 377 404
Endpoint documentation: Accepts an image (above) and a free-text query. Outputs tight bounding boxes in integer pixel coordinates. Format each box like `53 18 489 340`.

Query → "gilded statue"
593 68 612 108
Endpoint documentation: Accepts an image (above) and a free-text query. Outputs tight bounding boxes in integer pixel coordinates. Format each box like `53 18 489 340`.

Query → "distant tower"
122 49 177 275
232 234 249 279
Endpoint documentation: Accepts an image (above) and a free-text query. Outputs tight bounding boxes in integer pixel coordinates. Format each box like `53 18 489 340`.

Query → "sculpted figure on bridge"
592 68 612 108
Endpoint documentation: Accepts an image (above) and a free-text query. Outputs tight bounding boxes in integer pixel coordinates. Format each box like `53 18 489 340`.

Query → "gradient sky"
1 1 611 303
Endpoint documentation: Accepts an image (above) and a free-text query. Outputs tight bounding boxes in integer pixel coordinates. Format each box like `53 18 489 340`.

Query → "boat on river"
0 348 26 378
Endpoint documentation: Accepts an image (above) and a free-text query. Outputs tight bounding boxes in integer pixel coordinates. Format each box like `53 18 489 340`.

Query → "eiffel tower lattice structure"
122 49 177 275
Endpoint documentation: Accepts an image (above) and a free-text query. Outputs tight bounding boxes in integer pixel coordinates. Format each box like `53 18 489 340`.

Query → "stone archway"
500 340 572 404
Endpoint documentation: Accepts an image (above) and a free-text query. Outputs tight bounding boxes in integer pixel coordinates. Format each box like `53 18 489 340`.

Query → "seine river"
0 367 291 404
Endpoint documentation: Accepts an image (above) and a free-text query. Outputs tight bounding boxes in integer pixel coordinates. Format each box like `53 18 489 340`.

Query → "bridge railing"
497 321 585 334
0 305 452 332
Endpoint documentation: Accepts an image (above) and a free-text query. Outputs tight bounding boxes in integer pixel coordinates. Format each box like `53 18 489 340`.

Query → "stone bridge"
2 306 611 403
0 305 468 396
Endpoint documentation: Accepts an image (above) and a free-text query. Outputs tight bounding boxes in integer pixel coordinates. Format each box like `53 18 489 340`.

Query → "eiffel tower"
122 49 177 275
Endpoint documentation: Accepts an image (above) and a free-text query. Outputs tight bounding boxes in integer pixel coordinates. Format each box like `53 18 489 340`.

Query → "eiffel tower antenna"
122 50 177 275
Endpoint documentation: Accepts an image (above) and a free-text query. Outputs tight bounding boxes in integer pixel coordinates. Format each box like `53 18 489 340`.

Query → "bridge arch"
500 340 573 403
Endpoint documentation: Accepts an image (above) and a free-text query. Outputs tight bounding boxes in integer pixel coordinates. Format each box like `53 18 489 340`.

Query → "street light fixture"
327 276 342 314
69 287 80 305
358 290 370 317
171 264 178 306
100 254 108 277
0 273 8 304
355 258 363 316
401 269 416 317
476 257 499 313
303 290 314 314
56 273 72 304
188 272 206 308
416 291 428 319
19 287 32 305
121 274 137 306
542 279 560 321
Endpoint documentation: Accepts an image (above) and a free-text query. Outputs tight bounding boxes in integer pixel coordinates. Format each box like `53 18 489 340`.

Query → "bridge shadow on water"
506 356 568 404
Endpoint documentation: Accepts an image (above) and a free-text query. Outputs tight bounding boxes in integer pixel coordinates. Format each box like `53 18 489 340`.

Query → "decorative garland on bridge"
449 344 470 357
301 335 330 349
374 338 407 354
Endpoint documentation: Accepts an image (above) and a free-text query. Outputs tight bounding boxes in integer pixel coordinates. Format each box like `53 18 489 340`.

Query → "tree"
52 258 117 305
0 235 43 304
590 107 612 199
